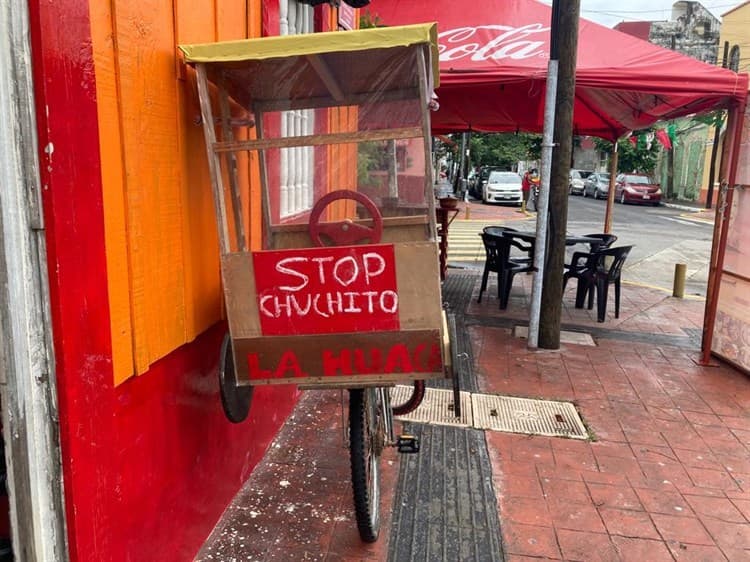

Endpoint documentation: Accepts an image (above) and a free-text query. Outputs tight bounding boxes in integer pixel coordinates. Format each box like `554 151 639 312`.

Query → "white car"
482 171 523 205
568 170 586 195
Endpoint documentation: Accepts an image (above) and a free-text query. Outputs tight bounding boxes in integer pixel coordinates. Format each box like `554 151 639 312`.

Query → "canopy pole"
603 140 619 234
528 60 558 349
538 0 581 349
528 0 564 349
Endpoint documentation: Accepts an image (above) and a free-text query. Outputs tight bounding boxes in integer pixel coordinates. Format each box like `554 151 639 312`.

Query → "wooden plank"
115 0 188 373
216 0 246 41
174 0 223 346
270 214 429 233
231 330 445 385
270 224 429 249
255 87 419 113
253 108 274 248
417 46 438 242
306 54 345 101
197 64 232 255
218 73 248 251
1 1 67 556
395 242 443 331
222 252 261 338
213 126 423 153
90 0 134 383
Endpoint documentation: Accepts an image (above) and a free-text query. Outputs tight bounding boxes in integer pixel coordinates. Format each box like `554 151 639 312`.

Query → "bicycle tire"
390 380 426 416
349 388 382 542
219 333 253 423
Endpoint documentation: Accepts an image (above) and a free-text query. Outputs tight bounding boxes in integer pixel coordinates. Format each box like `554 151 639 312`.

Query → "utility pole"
538 0 581 349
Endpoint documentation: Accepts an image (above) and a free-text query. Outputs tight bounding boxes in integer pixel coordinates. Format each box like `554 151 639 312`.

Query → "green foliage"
359 10 384 29
357 141 387 186
690 110 725 128
469 132 542 169
593 136 659 175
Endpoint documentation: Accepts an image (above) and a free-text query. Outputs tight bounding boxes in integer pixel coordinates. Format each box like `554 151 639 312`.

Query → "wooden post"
539 0 581 349
603 141 618 234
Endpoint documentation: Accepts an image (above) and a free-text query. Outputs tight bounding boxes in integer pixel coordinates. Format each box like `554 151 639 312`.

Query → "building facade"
0 1 365 561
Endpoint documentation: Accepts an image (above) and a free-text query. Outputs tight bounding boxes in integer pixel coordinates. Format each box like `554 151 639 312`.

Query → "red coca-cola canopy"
370 0 748 139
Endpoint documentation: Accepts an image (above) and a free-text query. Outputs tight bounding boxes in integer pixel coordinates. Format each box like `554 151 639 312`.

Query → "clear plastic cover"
210 44 435 251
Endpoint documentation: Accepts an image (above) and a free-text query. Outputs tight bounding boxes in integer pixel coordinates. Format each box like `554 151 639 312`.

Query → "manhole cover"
391 386 473 427
472 394 588 439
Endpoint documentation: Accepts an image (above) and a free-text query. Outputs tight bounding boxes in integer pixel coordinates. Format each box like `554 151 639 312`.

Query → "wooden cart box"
223 240 449 386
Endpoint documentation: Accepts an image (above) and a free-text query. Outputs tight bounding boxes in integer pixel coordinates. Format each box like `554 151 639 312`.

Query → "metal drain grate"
472 394 588 439
391 386 473 427
392 387 589 440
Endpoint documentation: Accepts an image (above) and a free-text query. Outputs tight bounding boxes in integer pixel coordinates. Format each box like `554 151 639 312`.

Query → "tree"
469 132 542 169
594 136 660 175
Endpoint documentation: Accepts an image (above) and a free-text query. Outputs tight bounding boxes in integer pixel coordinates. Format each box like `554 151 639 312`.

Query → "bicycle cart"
180 23 458 542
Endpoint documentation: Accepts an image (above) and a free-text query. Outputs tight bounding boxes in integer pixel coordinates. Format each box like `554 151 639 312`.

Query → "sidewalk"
197 256 749 562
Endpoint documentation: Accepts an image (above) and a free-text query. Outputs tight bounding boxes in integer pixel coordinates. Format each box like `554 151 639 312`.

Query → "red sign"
252 244 400 336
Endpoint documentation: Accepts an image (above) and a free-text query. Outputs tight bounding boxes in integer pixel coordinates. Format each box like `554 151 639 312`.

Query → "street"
447 194 714 297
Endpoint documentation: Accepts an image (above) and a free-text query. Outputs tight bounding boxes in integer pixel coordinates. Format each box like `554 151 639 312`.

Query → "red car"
615 173 662 206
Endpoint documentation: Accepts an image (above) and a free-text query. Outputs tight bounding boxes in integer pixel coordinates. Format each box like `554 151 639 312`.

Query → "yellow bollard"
673 263 686 298
464 205 470 220
517 200 526 213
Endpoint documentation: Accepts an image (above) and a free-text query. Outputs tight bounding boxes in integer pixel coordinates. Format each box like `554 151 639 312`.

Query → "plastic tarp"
370 0 748 139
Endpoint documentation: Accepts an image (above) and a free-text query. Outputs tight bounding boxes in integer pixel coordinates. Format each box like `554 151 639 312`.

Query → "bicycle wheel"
219 333 253 423
349 387 384 542
390 380 426 416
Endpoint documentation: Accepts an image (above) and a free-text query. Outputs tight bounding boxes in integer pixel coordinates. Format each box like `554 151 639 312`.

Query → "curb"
663 202 706 212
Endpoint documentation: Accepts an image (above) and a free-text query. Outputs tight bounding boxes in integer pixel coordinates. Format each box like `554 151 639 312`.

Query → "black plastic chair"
477 232 534 309
563 235 619 306
582 233 618 251
483 226 534 264
565 246 633 322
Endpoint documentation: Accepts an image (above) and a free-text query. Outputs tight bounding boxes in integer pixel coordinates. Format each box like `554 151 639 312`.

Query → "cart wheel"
219 333 253 423
309 190 383 247
349 387 384 542
390 380 425 416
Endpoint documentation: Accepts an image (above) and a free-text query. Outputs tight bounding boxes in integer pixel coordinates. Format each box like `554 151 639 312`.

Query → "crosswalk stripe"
662 216 711 227
445 219 507 263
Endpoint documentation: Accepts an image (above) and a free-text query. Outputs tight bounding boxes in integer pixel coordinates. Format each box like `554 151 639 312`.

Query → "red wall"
27 1 299 560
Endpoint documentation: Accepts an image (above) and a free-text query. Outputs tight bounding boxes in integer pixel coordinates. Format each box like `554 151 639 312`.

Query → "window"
280 1 315 217
729 45 741 72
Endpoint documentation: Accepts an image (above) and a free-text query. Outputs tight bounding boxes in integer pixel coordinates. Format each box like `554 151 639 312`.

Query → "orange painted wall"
91 0 358 384
91 0 264 384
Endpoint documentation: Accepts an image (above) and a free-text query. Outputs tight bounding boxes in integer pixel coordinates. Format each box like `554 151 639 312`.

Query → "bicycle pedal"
396 435 420 454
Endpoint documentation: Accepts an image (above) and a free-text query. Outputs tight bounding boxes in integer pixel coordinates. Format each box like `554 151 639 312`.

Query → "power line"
582 2 738 14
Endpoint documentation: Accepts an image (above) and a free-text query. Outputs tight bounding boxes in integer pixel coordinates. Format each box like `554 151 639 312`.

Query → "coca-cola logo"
438 24 549 62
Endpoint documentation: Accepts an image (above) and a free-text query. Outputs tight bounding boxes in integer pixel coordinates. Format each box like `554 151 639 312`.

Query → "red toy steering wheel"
309 190 383 247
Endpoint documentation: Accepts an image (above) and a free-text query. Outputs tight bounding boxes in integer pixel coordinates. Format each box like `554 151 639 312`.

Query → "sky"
539 1 736 27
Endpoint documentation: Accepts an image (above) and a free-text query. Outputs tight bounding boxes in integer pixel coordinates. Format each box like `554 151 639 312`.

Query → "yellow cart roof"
179 23 439 112
179 23 438 87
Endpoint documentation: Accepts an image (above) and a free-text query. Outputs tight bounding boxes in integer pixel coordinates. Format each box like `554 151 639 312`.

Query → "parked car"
582 172 611 199
615 173 662 205
577 170 594 179
470 165 504 199
482 171 523 205
568 170 586 195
